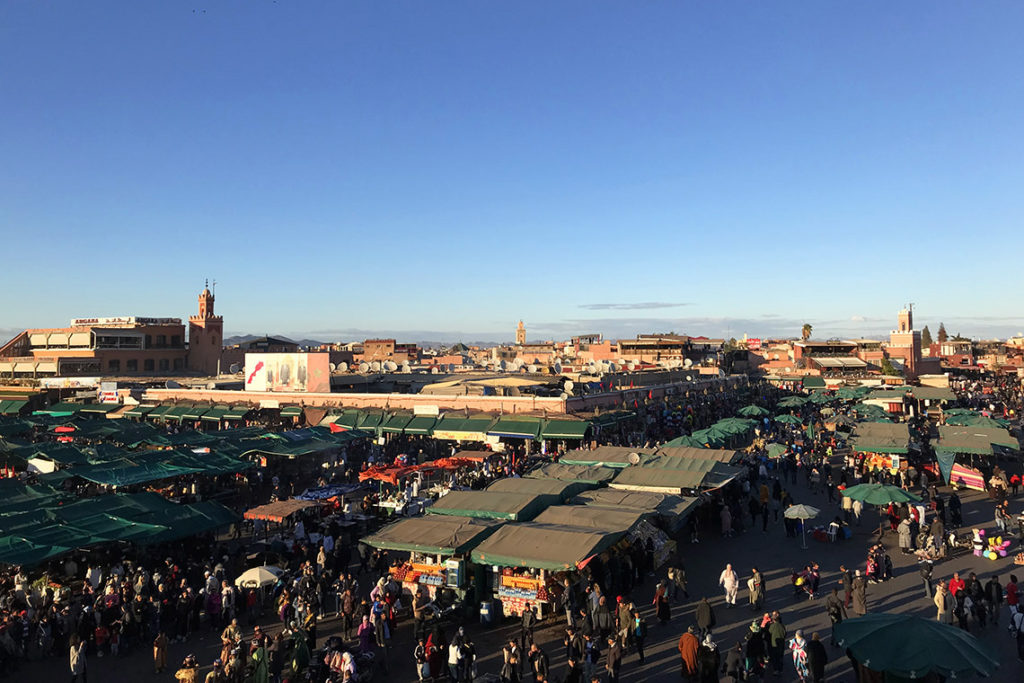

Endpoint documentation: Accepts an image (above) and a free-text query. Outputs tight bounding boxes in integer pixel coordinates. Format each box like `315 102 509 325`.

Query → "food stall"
363 515 502 601
471 521 626 617
426 490 555 521
485 476 596 503
570 489 701 533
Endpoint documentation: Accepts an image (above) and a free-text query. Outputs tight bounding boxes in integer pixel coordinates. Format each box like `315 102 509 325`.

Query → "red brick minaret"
188 281 223 375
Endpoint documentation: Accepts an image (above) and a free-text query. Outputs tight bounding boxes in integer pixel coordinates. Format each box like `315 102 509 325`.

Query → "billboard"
244 353 331 393
746 338 763 351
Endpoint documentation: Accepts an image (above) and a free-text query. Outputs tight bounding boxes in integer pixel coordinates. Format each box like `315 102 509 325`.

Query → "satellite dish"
358 362 369 373
338 362 348 373
401 362 411 373
447 363 455 373
683 358 693 368
207 381 217 390
528 364 538 374
628 452 642 465
686 375 693 382
329 363 337 372
626 362 636 372
554 362 562 374
564 380 575 393
507 387 521 397
228 363 241 374
499 360 507 371
559 392 568 400
430 366 439 374
370 361 381 372
385 361 398 372
165 380 182 389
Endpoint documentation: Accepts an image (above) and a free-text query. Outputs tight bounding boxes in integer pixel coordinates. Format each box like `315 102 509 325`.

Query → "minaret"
516 320 526 345
188 280 224 375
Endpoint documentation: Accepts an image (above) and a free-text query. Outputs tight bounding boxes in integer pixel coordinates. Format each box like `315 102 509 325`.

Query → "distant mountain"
224 334 330 348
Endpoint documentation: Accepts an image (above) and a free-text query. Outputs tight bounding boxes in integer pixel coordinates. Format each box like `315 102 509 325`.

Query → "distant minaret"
516 320 526 345
188 280 224 375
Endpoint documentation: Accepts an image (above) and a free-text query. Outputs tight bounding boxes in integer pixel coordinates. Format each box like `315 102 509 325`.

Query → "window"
145 335 152 347
156 335 166 347
171 335 181 347
127 359 138 372
159 359 169 371
108 359 120 372
144 359 154 372
173 358 184 370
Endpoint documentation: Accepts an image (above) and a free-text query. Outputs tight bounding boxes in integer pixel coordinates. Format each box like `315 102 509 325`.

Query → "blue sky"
2 2 1023 343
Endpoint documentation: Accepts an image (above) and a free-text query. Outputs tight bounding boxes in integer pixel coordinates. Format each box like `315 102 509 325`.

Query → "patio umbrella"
765 443 788 459
775 414 803 426
234 565 285 588
777 396 807 409
738 405 769 418
784 504 820 549
834 613 999 679
841 484 921 537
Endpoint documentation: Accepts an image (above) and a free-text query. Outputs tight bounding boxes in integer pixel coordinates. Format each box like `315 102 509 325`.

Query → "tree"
920 325 933 347
880 357 901 376
937 323 948 343
801 323 813 341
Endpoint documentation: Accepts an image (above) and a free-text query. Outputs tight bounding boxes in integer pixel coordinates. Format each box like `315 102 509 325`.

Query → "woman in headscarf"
744 621 766 679
788 629 809 683
250 642 269 683
357 615 376 653
697 634 720 683
653 581 672 624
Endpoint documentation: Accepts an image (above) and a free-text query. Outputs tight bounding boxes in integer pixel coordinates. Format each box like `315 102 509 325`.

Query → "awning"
471 522 626 570
222 405 251 420
145 404 174 419
280 406 302 417
0 400 28 415
357 412 385 431
123 405 156 418
34 402 83 416
404 416 436 435
540 419 591 440
488 417 542 440
181 405 212 420
200 405 231 422
427 491 554 521
431 416 496 441
332 411 362 430
381 413 413 434
79 404 119 415
363 516 503 556
243 499 318 523
162 404 194 421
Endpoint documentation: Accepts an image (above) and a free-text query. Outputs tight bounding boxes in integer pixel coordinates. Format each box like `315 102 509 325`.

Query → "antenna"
212 278 217 297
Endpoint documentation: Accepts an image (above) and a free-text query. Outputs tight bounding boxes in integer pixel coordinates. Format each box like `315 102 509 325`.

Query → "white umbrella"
785 504 820 549
234 565 284 588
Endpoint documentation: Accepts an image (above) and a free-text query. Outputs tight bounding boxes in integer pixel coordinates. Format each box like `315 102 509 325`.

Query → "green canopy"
840 483 921 505
0 400 28 415
427 491 553 521
559 446 656 469
834 613 999 680
280 406 303 417
222 405 252 420
539 419 591 440
356 411 385 432
524 463 619 486
123 404 156 418
486 476 592 502
688 428 729 448
802 375 827 389
471 522 625 570
661 434 707 448
533 505 647 532
403 416 436 435
935 426 1018 456
0 536 69 567
737 405 769 418
488 417 543 440
777 396 807 408
332 411 362 430
34 402 83 416
200 405 232 422
774 414 803 426
849 422 910 454
766 443 788 458
363 515 502 556
181 404 212 420
944 414 1009 429
711 417 756 435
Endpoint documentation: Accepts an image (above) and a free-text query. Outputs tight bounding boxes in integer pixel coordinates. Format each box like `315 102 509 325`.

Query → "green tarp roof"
654 446 738 463
200 405 231 421
570 489 700 523
280 406 302 417
850 422 910 454
559 446 656 469
486 477 592 502
124 404 156 418
35 402 83 416
363 515 503 556
540 419 591 440
332 411 362 429
404 416 436 435
78 403 119 414
357 411 385 431
935 426 1018 456
610 456 743 492
802 376 827 389
525 463 619 486
471 522 625 570
181 405 212 420
532 505 647 532
427 491 553 521
0 400 27 415
223 405 251 419
488 417 542 440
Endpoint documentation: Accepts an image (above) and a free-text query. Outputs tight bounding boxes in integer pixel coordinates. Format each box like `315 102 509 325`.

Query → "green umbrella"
662 434 706 448
738 405 769 418
713 418 756 434
836 387 860 400
808 392 834 404
840 483 921 505
774 414 803 426
765 443 788 458
777 396 807 408
690 428 727 448
834 613 999 679
945 414 1007 428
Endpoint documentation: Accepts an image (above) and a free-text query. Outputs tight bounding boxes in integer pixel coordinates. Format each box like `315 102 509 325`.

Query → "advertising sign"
98 382 119 403
746 338 763 351
39 377 100 389
245 353 331 393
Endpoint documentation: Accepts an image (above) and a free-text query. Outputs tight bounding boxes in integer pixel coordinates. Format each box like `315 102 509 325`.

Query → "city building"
515 320 526 345
357 339 420 364
187 284 223 375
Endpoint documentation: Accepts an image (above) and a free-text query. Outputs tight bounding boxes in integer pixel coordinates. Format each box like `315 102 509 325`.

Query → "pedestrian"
1012 605 1024 662
654 582 672 625
560 579 577 627
805 632 828 683
747 567 764 610
722 642 743 683
985 574 1003 625
839 565 853 608
528 643 548 682
851 570 867 616
631 609 647 664
605 636 622 683
1007 574 1020 623
697 634 720 683
898 518 912 554
934 584 954 624
70 634 87 683
788 630 809 683
521 603 537 649
824 587 846 647
153 630 168 674
719 564 739 607
678 626 700 681
767 611 787 675
920 561 934 599
695 597 716 639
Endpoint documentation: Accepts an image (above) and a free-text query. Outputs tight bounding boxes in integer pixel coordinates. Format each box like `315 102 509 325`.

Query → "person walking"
70 634 87 683
985 574 1004 625
767 612 787 676
851 570 868 616
695 597 716 639
824 588 847 647
920 561 934 599
631 609 647 664
678 626 700 681
719 564 739 607
839 565 853 609
153 631 168 674
934 584 954 624
697 635 720 683
604 636 622 683
805 633 828 683
788 630 809 683
747 568 765 611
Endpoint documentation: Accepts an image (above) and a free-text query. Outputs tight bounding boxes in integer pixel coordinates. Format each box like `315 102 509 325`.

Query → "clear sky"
2 2 1023 343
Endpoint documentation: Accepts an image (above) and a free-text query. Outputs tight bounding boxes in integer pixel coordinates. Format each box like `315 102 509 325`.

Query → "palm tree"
801 323 813 341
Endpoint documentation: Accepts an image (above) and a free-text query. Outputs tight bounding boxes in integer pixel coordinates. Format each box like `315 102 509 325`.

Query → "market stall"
524 462 618 486
570 489 701 532
364 515 502 599
485 476 595 502
471 522 626 617
426 490 555 521
244 499 319 523
609 455 743 494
